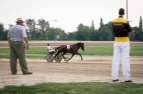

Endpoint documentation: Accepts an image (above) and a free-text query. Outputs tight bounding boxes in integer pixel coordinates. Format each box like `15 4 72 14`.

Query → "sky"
0 0 143 33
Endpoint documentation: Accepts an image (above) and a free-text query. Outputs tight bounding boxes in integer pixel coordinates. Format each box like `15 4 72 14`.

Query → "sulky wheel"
54 53 62 63
46 54 54 63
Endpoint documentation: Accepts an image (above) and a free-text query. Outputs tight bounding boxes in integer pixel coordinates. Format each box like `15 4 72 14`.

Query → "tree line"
0 16 143 41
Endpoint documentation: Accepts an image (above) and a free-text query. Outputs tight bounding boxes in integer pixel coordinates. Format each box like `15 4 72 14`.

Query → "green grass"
82 46 113 55
0 46 142 59
0 82 143 94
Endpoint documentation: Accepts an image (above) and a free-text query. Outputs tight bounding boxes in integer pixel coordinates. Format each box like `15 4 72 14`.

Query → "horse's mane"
76 42 83 44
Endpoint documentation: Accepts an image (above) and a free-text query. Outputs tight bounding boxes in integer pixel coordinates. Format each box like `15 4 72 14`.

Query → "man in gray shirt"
7 17 32 75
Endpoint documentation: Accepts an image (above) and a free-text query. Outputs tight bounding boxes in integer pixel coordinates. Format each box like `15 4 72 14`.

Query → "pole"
52 20 57 41
54 30 55 41
126 0 128 19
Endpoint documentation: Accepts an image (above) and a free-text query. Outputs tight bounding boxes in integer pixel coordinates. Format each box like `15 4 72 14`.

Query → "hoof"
64 59 69 62
64 59 67 61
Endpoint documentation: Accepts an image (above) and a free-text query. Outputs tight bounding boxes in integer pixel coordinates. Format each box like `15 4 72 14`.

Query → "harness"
66 45 73 52
70 45 73 52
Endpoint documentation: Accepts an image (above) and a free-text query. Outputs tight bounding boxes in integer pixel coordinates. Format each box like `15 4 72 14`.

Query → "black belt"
10 41 23 43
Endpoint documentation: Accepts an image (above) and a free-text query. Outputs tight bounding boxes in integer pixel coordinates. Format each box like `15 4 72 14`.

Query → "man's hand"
24 37 29 50
25 45 29 50
7 37 10 46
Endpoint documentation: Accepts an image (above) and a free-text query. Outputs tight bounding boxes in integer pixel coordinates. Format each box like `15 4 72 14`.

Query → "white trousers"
48 49 55 53
111 42 131 81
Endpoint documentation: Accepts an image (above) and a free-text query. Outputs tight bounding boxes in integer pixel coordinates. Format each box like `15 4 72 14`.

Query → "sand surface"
0 56 143 88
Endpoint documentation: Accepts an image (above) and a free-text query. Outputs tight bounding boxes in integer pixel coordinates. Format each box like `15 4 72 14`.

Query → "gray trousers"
10 41 29 74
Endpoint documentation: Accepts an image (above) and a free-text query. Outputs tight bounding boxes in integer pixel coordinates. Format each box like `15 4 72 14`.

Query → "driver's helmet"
47 42 50 45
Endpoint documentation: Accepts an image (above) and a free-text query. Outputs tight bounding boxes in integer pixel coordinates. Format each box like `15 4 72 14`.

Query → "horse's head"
77 42 84 51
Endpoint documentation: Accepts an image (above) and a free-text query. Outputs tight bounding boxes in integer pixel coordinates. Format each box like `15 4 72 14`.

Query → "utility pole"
126 0 128 19
52 20 57 41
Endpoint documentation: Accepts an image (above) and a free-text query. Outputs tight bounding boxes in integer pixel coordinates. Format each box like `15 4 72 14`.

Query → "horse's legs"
76 53 83 60
54 52 60 59
68 54 75 61
61 52 66 60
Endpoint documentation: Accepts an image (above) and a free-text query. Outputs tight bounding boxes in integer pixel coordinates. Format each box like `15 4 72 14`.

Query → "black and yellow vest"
112 16 132 42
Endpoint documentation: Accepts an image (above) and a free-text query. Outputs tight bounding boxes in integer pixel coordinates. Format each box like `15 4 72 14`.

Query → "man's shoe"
112 79 119 82
23 72 32 75
124 80 133 82
12 73 16 75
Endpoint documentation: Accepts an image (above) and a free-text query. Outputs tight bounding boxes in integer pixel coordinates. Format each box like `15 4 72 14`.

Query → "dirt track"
0 41 143 88
0 56 143 88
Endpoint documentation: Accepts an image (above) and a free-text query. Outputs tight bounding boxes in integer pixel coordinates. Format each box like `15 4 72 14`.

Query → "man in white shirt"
47 43 55 54
7 17 32 75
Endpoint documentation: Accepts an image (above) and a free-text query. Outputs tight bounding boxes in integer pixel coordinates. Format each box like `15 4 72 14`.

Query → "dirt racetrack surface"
0 56 143 88
0 41 143 46
0 41 143 88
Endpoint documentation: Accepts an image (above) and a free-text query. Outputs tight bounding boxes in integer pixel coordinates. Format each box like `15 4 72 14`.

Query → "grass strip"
0 82 143 94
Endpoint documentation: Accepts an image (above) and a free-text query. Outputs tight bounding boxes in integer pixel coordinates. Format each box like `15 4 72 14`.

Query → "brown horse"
54 42 84 61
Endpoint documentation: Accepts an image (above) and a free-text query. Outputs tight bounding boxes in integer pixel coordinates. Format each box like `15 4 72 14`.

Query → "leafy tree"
46 27 55 40
25 19 36 32
76 24 91 40
139 16 143 31
132 26 139 41
99 18 104 28
104 22 113 40
54 28 66 40
91 20 95 30
0 23 6 40
138 16 143 41
0 23 4 39
38 19 49 39
46 27 66 40
1 16 143 41
67 32 76 40
89 29 98 41
3 30 8 40
98 18 113 41
25 19 37 40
